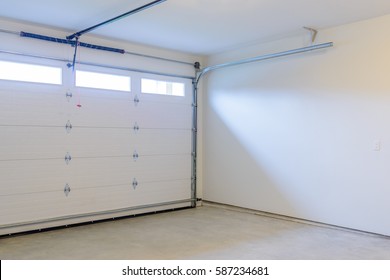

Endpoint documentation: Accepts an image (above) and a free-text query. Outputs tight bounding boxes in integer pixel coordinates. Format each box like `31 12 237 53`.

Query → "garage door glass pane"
0 60 62 85
76 70 131 92
141 78 185 96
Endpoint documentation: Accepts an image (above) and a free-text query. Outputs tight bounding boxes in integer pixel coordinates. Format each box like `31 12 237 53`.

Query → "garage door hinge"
133 122 140 132
133 150 139 161
65 152 72 164
64 183 71 197
134 95 140 106
132 178 138 190
65 120 73 133
66 91 72 102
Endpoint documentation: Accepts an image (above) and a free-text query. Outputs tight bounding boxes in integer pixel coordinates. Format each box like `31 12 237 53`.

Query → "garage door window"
75 70 131 92
0 60 62 85
141 78 185 97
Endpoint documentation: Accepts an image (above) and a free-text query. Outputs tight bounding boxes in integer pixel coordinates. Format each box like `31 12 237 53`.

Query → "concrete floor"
1 203 390 259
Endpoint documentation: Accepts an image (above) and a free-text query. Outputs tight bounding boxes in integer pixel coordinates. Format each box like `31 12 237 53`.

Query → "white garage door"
0 56 194 235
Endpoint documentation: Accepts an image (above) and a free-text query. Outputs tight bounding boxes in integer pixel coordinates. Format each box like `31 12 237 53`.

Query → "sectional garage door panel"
67 128 134 158
65 96 192 129
0 64 194 235
0 88 69 126
61 155 191 187
65 127 192 157
0 179 191 227
70 84 192 129
0 160 68 195
134 102 192 129
132 155 191 183
69 95 135 128
133 129 192 156
0 191 78 226
0 126 67 160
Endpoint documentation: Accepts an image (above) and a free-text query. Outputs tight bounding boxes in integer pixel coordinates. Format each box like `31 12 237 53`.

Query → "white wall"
203 14 390 236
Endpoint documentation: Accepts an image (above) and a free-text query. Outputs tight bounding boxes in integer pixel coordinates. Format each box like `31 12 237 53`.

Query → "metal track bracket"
304 27 318 43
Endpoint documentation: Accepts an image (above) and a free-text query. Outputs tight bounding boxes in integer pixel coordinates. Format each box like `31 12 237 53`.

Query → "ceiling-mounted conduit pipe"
196 42 334 83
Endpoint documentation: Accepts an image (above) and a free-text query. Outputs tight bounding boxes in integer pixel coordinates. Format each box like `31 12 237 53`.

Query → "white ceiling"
1 0 390 55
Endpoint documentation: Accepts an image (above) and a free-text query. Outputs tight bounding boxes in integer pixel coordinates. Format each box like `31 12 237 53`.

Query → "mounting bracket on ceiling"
303 26 318 43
